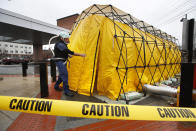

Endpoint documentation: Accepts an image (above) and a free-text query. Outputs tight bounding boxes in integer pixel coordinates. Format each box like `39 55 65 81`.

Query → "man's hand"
74 53 86 57
68 54 73 58
80 54 86 57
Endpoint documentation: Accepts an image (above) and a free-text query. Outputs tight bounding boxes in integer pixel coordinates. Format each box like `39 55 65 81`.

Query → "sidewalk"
0 75 196 131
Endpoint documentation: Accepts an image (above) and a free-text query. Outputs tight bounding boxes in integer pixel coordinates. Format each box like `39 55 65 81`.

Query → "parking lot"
0 64 51 75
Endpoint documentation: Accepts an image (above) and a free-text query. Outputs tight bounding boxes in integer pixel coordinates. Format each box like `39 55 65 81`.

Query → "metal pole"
39 62 49 98
179 63 194 107
22 62 28 77
179 19 195 107
50 60 56 82
188 19 195 62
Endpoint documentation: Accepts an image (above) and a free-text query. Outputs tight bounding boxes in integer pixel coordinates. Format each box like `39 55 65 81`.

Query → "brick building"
57 14 79 30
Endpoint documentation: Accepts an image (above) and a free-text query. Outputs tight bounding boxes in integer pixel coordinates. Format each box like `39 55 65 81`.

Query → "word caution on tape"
0 96 196 121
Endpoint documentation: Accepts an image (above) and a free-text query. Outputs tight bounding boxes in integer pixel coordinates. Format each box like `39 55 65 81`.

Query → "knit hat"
59 31 70 38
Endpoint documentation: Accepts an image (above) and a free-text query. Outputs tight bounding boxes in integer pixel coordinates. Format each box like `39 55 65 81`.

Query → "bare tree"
0 46 8 59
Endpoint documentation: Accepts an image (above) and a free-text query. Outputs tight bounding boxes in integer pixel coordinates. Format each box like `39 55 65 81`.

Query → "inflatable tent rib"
67 5 181 100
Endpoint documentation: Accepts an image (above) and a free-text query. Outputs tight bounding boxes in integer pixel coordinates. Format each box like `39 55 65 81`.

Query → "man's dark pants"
54 61 70 93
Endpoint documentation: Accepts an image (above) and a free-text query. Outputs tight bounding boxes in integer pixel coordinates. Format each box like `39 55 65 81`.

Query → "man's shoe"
65 92 74 97
69 90 76 94
54 88 63 91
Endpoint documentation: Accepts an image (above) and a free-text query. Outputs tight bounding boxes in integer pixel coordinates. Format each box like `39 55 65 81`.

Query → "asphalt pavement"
0 76 40 131
0 64 51 75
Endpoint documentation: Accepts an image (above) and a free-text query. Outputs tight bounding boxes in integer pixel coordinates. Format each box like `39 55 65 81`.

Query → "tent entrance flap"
68 15 104 96
90 31 100 96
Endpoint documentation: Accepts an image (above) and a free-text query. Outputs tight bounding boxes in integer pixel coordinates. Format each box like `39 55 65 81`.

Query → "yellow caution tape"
0 96 196 121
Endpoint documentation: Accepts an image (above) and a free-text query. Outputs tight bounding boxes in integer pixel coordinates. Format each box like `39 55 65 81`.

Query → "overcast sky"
0 0 196 45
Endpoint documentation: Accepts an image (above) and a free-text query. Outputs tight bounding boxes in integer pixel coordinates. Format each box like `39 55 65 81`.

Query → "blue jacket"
54 40 74 60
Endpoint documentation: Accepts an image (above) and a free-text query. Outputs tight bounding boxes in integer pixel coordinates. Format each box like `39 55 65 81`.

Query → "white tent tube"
144 84 177 98
48 35 58 56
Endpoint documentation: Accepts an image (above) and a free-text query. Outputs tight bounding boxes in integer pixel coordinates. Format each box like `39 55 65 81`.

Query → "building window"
29 47 31 49
5 44 8 47
25 47 27 49
15 46 18 48
15 50 18 53
21 46 23 48
5 50 8 53
21 51 23 53
10 50 13 54
10 45 13 47
0 44 1 46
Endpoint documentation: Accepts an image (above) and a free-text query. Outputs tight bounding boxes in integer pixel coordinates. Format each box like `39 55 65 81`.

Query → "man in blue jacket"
54 31 86 97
